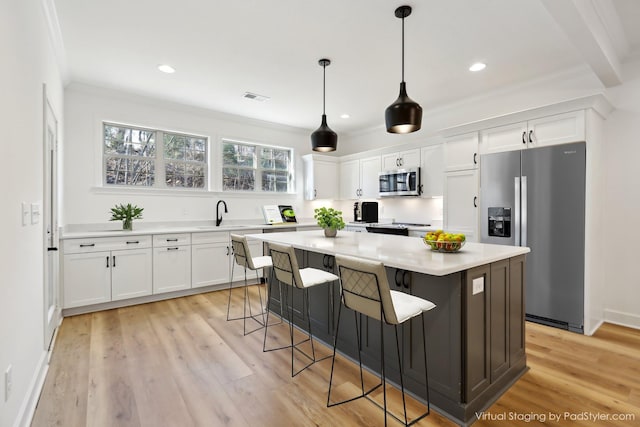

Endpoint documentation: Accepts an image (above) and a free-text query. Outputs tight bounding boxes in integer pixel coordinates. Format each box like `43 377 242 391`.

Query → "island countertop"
246 230 530 276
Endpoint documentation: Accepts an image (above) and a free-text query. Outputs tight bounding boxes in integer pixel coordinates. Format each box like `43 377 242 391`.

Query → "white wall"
0 1 64 426
602 66 640 329
63 84 318 226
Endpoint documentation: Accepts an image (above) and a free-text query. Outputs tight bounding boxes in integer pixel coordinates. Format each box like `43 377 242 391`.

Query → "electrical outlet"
21 202 30 226
5 365 12 401
472 277 485 295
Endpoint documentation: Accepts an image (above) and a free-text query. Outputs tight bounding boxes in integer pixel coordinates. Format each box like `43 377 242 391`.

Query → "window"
222 140 292 192
103 123 207 189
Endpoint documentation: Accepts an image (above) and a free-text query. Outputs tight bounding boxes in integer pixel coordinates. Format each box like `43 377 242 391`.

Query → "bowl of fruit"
423 230 466 253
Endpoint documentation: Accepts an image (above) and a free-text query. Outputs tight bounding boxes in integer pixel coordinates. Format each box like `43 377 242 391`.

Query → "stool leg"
381 317 387 427
327 299 343 407
395 324 408 426
226 262 237 321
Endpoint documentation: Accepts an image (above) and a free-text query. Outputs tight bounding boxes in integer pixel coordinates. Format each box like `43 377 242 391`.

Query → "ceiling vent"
243 92 270 102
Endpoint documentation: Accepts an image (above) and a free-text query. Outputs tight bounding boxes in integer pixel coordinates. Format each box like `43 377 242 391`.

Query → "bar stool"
227 233 277 336
263 242 339 377
328 254 436 427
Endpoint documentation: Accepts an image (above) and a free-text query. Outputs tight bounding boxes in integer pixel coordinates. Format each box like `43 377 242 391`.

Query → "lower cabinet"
63 251 112 308
111 248 153 301
153 233 191 294
191 231 231 288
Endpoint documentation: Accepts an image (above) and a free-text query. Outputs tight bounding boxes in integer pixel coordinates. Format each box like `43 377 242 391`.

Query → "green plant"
110 203 143 230
314 207 345 230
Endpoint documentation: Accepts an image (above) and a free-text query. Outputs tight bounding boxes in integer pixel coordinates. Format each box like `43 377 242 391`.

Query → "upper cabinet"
381 148 421 171
420 144 444 198
302 154 339 200
340 155 381 200
480 110 586 154
444 132 479 172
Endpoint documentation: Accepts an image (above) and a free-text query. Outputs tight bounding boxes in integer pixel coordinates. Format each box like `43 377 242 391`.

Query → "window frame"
102 122 209 191
221 138 295 194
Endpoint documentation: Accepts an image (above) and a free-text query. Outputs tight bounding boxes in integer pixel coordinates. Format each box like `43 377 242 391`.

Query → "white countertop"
60 221 318 239
246 230 530 276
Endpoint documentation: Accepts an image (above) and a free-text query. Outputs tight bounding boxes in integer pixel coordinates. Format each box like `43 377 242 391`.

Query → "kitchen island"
246 230 530 426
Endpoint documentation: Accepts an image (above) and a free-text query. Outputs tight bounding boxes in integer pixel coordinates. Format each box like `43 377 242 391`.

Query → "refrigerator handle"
522 176 528 247
514 177 521 246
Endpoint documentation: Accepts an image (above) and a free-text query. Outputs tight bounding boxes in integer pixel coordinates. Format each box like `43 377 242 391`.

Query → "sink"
195 225 249 230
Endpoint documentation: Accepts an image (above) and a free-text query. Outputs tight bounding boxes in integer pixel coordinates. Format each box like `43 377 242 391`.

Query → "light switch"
21 202 30 226
472 277 484 295
31 202 41 224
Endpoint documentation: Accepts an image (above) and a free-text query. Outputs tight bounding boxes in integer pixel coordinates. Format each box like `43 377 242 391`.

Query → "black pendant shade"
311 58 337 152
385 5 422 134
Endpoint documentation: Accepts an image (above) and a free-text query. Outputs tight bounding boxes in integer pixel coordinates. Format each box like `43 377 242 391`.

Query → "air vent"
243 92 270 102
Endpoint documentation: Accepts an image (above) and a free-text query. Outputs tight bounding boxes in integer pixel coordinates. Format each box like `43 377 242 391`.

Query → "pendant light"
311 58 337 152
385 5 422 134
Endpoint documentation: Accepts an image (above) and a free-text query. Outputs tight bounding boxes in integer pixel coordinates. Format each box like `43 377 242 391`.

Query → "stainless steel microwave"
378 168 421 197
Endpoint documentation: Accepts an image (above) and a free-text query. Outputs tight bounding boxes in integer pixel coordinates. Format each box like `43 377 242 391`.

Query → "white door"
153 246 192 293
192 243 230 288
43 85 61 350
443 169 479 242
62 252 112 308
111 249 153 300
359 156 381 198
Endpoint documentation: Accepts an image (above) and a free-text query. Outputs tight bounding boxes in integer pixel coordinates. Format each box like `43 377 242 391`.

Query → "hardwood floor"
32 287 640 426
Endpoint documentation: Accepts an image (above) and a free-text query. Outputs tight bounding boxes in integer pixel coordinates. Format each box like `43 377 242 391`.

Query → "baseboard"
604 309 640 330
13 351 49 427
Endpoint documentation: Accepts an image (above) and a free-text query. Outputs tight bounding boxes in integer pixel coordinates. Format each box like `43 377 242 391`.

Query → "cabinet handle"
80 243 95 248
473 153 477 164
112 256 116 267
474 196 478 208
394 269 402 288
528 130 534 143
402 271 411 290
126 240 139 244
396 158 399 167
226 246 229 256
399 158 403 166
166 238 178 242
522 131 527 144
314 189 317 198
167 247 179 251
106 256 109 268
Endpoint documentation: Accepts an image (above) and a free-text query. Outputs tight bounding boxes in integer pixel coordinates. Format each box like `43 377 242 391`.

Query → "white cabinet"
480 110 586 154
153 233 191 294
381 148 420 170
302 154 339 200
339 156 381 199
420 144 444 198
62 235 152 308
444 132 478 172
444 169 479 242
191 231 231 288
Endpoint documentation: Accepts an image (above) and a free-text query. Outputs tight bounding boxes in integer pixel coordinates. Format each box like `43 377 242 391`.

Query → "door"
359 156 381 198
339 159 360 199
63 252 112 308
153 246 192 293
444 169 479 242
479 150 521 246
522 142 585 330
43 85 61 350
192 242 230 288
111 249 153 300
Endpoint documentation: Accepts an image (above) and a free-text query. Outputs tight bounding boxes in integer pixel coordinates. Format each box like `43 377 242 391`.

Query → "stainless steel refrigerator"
480 142 585 333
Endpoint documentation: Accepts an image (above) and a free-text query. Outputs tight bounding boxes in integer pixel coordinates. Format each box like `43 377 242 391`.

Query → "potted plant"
314 207 345 237
110 203 144 231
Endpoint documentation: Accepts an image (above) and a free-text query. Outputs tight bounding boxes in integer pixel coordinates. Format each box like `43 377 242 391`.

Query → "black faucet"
216 200 228 226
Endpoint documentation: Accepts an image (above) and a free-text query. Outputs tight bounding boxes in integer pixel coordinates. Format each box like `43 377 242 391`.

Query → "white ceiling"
52 0 640 134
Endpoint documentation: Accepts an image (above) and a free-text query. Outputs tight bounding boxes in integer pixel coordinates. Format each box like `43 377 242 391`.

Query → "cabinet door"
444 169 478 242
420 144 444 198
192 242 230 288
111 248 153 301
359 156 381 198
339 159 360 199
314 160 338 199
464 264 491 402
63 251 111 308
528 110 585 148
480 122 528 154
153 245 192 294
382 153 400 171
399 148 421 169
489 259 509 382
444 133 479 171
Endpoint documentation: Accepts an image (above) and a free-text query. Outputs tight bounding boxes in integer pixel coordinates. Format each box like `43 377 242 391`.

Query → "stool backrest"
268 242 304 289
335 255 398 325
230 234 256 270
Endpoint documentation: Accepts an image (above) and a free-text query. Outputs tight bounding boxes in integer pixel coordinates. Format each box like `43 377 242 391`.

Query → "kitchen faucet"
216 200 228 226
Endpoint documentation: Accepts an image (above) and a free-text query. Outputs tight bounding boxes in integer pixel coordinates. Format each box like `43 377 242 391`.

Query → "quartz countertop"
246 229 530 276
60 221 319 239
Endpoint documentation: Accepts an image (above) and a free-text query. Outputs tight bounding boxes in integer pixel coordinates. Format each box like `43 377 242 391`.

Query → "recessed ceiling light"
340 114 350 119
158 64 176 74
469 62 486 72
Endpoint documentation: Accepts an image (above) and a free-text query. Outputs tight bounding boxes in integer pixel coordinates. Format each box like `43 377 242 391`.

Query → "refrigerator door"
480 150 521 246
522 142 585 332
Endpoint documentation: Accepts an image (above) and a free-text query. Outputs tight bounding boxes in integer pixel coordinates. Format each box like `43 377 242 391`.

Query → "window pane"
163 134 186 160
223 142 255 167
104 124 155 157
261 170 289 192
105 157 154 186
260 147 290 170
223 167 255 191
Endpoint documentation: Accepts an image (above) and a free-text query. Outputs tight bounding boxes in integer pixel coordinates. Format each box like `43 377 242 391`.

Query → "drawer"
153 233 191 247
191 231 229 245
63 235 152 254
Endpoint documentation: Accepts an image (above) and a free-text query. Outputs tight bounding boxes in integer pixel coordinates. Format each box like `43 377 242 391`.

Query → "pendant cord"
322 63 326 115
401 14 405 83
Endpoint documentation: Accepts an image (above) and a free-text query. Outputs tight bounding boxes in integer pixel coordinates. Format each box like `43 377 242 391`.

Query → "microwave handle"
405 172 410 190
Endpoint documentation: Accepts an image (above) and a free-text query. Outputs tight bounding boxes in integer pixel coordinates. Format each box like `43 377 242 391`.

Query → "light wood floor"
32 287 640 426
